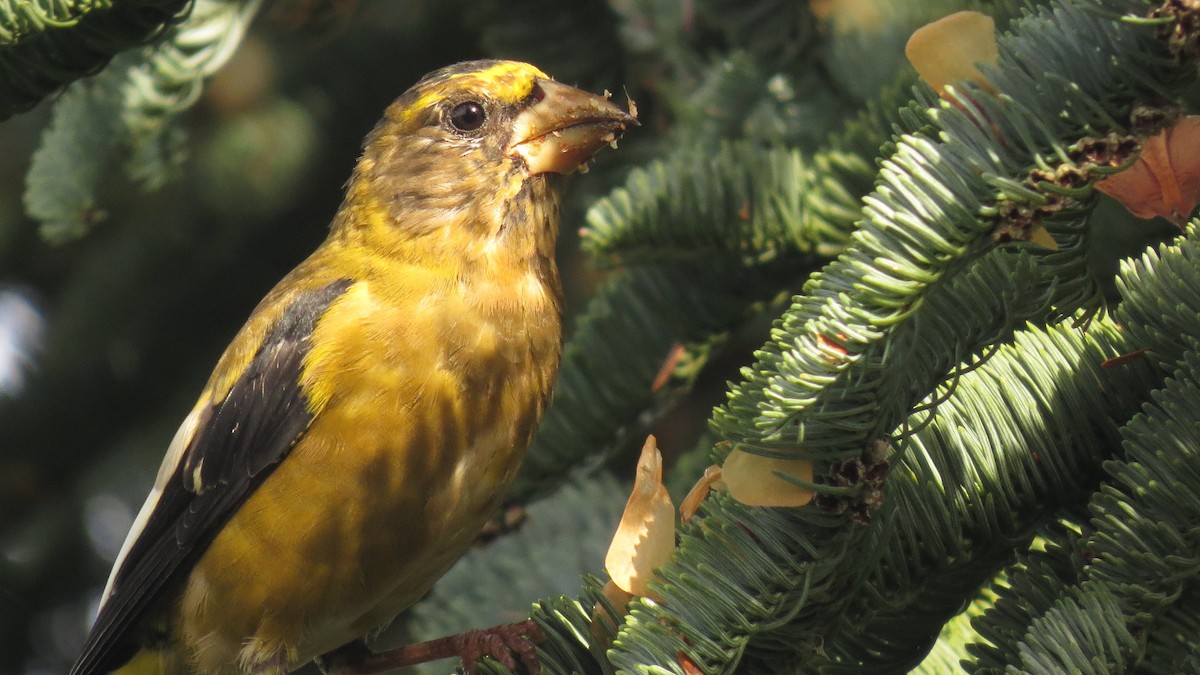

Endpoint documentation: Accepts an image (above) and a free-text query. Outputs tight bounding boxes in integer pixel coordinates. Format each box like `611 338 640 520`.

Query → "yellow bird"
71 60 635 674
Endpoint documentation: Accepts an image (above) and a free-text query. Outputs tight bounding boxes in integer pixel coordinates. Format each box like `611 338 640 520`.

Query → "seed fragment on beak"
507 79 638 175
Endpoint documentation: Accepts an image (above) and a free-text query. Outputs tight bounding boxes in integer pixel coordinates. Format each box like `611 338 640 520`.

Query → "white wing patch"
98 407 203 610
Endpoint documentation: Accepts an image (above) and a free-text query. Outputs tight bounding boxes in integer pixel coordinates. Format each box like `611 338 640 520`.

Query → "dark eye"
449 101 486 132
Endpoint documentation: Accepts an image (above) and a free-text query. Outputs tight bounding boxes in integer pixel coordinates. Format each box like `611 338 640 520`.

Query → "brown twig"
328 620 546 675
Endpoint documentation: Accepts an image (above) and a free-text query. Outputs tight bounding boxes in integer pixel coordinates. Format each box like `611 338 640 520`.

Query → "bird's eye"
448 101 486 132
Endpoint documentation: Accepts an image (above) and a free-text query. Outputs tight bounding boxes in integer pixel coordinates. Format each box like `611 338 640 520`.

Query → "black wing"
71 278 353 675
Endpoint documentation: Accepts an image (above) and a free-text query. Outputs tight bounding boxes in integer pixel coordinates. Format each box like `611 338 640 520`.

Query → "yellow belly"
174 393 531 670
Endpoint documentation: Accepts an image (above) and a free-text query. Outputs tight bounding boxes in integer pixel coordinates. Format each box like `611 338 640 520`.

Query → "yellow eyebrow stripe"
408 62 550 118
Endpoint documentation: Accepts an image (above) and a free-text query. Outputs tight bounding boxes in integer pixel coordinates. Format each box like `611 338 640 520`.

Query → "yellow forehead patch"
410 61 549 117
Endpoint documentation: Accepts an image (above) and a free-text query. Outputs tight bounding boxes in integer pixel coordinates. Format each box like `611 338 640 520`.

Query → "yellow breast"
176 247 561 669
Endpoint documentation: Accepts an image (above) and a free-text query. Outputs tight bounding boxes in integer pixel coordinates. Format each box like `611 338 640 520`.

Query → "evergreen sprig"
716 0 1186 452
504 241 1180 674
22 58 125 241
960 223 1200 672
512 256 804 503
583 141 850 264
0 0 114 45
1138 582 1200 674
22 0 264 241
594 0 1194 672
963 359 1200 673
1112 222 1200 367
0 0 190 119
582 76 922 266
121 0 264 189
810 312 1166 672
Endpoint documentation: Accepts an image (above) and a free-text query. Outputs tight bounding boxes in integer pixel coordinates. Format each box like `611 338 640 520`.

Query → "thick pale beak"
507 78 638 175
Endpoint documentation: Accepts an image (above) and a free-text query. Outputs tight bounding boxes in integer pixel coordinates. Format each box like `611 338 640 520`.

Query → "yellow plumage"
73 60 634 675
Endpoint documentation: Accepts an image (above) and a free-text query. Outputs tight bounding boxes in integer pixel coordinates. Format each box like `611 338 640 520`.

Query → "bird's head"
387 60 635 175
335 60 636 261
